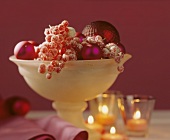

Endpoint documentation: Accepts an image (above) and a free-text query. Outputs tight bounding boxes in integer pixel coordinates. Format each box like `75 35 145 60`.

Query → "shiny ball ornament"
12 99 30 116
14 41 36 60
81 44 103 60
82 21 120 44
5 96 31 116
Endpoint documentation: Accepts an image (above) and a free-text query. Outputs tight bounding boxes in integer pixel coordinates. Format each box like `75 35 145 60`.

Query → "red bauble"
81 44 102 60
117 42 126 53
5 96 31 116
82 21 120 44
12 100 30 116
14 41 36 60
29 41 39 58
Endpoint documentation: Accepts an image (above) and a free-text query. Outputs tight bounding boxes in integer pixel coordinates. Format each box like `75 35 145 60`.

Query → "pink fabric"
34 115 88 140
0 116 88 140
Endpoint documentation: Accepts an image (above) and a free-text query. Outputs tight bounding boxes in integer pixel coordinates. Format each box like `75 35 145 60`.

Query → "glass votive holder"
118 95 155 137
88 90 122 127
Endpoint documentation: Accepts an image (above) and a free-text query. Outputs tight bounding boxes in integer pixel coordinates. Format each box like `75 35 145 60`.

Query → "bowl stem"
52 101 101 140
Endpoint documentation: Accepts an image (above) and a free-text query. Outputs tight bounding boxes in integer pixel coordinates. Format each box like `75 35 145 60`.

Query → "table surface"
27 110 170 140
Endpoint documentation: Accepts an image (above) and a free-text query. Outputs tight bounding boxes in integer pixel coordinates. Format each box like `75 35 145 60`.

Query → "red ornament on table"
5 96 31 116
0 96 30 119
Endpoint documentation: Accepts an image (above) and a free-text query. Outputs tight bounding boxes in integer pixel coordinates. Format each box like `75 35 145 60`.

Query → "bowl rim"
9 55 117 64
9 54 131 64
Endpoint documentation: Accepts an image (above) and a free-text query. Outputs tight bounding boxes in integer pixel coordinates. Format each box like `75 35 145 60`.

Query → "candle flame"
99 105 108 114
133 110 141 119
110 126 116 134
88 115 94 124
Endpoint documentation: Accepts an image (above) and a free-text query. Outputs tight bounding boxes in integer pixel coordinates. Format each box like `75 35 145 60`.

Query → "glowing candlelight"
95 105 116 125
101 127 128 140
127 110 147 131
88 115 94 124
110 127 116 134
133 110 141 119
100 105 109 114
86 115 104 133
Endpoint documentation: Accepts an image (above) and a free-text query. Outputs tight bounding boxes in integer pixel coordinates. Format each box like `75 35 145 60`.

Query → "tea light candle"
101 127 128 140
86 115 104 133
127 110 147 131
95 105 116 125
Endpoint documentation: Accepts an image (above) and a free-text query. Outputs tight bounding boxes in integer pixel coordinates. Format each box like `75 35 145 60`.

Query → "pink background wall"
0 0 170 110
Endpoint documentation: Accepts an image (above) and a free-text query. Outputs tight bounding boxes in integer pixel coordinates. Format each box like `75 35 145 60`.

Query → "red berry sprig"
35 20 79 79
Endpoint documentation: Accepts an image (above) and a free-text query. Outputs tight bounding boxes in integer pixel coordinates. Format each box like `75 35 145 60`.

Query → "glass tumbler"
118 95 155 137
88 90 122 127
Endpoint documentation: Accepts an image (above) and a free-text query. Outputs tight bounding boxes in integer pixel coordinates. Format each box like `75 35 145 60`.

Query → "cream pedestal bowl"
9 54 131 140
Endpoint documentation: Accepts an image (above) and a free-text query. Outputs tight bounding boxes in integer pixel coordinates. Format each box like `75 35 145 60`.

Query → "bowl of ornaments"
9 20 131 140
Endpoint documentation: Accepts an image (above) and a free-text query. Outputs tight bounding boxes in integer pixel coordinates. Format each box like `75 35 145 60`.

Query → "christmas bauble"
82 21 120 44
81 43 103 60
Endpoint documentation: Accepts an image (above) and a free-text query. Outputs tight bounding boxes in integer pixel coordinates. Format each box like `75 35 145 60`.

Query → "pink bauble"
14 41 36 60
81 44 102 60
